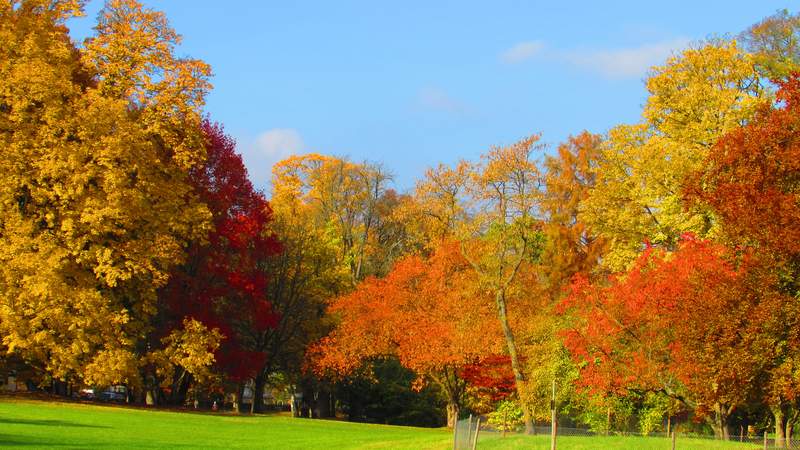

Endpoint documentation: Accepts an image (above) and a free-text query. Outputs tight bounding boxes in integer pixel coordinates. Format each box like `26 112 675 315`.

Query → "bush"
488 400 525 432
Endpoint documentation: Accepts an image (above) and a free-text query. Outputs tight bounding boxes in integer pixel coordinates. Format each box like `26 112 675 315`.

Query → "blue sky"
68 1 791 192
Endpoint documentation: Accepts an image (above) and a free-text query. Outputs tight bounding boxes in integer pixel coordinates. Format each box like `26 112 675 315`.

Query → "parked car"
78 388 95 400
98 385 127 402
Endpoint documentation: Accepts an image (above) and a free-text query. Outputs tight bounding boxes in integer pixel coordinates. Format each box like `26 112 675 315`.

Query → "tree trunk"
134 387 145 404
495 289 534 434
145 389 156 406
786 405 798 447
235 383 246 413
168 370 192 406
446 398 460 428
709 403 730 440
772 404 787 448
251 374 266 414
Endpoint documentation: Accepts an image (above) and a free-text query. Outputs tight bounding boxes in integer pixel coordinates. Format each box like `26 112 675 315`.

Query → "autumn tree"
273 154 399 284
687 75 800 263
562 237 798 439
541 131 608 291
237 154 408 415
155 120 281 406
740 9 800 81
413 135 546 433
581 41 767 270
312 241 502 427
687 75 800 445
0 0 211 387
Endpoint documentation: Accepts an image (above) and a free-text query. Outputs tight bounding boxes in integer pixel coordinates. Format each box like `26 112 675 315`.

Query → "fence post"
466 414 473 449
671 431 676 450
764 430 768 450
452 418 458 450
472 418 481 450
551 379 557 450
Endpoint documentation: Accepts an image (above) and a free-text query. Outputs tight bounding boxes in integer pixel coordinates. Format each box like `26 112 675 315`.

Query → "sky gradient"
68 1 791 192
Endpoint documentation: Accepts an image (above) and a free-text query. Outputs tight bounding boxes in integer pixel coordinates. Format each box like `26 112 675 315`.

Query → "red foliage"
460 355 516 402
560 236 795 419
159 120 282 381
687 74 800 259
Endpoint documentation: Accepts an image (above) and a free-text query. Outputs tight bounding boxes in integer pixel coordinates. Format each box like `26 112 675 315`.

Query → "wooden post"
452 417 458 450
472 418 481 450
671 431 676 450
466 414 473 449
667 416 671 437
502 408 507 438
764 430 768 450
551 379 557 450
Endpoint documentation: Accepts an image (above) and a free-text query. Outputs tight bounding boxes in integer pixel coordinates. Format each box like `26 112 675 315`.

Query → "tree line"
2 1 800 445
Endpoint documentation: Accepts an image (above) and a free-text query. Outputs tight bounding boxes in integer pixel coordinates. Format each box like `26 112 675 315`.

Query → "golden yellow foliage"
148 318 222 388
581 41 767 270
0 0 211 384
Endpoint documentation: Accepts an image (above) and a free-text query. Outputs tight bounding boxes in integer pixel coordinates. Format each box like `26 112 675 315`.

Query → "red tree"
561 237 796 439
157 120 281 404
686 74 800 443
687 74 800 260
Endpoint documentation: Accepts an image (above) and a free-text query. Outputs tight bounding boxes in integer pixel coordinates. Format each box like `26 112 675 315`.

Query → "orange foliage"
310 240 502 384
687 75 800 260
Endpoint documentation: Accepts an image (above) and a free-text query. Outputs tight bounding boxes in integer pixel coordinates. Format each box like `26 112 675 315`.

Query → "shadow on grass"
0 418 110 429
0 433 91 447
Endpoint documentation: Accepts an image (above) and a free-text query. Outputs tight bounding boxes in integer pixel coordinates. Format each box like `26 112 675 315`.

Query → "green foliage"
740 9 800 80
335 358 446 428
488 400 526 432
638 393 670 435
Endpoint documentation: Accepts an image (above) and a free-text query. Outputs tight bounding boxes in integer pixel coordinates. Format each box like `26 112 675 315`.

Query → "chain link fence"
455 420 800 449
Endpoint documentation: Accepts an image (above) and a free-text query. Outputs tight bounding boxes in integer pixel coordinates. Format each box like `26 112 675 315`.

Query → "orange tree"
311 241 503 427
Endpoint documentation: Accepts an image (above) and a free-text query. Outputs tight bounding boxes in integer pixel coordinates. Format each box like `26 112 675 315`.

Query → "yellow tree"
580 41 767 270
0 0 211 388
272 154 399 284
242 154 407 415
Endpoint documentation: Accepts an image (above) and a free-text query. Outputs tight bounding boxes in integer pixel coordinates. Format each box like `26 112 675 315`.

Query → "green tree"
740 9 800 81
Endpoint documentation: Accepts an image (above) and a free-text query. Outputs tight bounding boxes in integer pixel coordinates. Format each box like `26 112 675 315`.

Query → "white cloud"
562 38 690 79
499 38 690 79
240 128 304 189
416 87 468 114
255 128 304 161
499 40 545 64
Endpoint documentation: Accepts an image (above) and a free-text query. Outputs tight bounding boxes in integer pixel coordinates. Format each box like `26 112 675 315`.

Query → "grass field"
0 398 765 449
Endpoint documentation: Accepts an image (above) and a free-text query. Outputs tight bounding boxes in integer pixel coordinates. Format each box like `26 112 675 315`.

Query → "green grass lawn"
0 398 765 449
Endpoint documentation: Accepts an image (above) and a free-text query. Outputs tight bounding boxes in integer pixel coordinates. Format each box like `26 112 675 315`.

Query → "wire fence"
452 415 481 450
455 420 800 449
